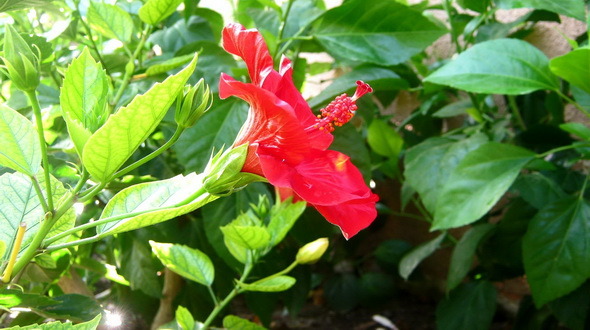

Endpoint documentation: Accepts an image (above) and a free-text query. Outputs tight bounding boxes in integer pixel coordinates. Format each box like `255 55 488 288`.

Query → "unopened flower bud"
1 25 40 92
203 144 262 194
296 238 329 264
175 78 212 128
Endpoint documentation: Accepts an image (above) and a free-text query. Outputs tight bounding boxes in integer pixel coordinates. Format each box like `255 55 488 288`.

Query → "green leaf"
139 0 184 25
119 236 162 297
223 315 266 330
0 289 57 309
5 313 102 329
550 47 590 94
0 104 41 176
175 305 196 330
436 281 497 330
512 173 566 210
150 241 215 286
523 197 590 306
220 225 271 250
146 54 195 76
96 173 217 236
308 66 407 108
267 201 306 247
447 224 495 292
0 172 75 265
404 134 488 213
367 119 403 158
550 281 590 330
433 142 535 230
494 0 585 20
60 48 109 156
313 0 445 66
399 233 446 280
425 39 559 95
83 55 197 182
87 1 134 42
240 275 296 292
560 122 590 141
174 99 247 172
35 294 102 323
0 0 52 12
433 99 473 118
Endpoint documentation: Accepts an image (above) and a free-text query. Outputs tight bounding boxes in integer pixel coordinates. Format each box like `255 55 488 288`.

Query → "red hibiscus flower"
219 23 378 239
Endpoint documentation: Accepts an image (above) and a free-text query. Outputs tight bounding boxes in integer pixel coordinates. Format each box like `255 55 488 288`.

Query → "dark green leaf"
404 134 488 213
399 233 446 280
313 0 445 65
425 39 559 95
436 281 497 330
174 99 247 173
523 197 590 306
308 66 407 108
550 281 590 330
149 16 216 53
433 142 535 230
511 173 567 209
36 294 102 322
447 224 495 292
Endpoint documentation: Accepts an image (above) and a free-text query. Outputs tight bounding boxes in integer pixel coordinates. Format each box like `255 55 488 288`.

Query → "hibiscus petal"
219 74 310 167
314 197 378 240
222 23 274 86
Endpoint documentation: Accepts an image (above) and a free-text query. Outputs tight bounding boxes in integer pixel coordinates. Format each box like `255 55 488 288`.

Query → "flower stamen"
314 80 373 133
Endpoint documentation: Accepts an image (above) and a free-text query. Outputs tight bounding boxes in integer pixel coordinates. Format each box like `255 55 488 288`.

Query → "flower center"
314 80 373 133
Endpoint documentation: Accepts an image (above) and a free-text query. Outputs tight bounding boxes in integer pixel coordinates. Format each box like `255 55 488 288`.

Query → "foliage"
0 0 589 329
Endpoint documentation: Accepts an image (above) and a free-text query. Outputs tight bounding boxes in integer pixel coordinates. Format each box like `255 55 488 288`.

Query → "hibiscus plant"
1 0 590 329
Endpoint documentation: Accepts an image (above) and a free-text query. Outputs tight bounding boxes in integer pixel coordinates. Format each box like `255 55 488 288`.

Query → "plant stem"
29 175 49 214
77 182 106 203
111 25 152 109
556 90 590 118
536 143 589 158
202 263 253 329
75 1 111 76
2 223 26 283
277 0 294 42
507 95 526 130
26 90 54 212
109 126 185 180
207 285 220 306
443 0 462 53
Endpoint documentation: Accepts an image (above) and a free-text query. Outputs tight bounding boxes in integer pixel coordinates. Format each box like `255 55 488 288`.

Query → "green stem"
207 285 220 306
579 174 589 201
507 95 526 130
277 0 294 42
77 182 106 203
443 0 462 53
556 89 590 118
29 175 49 214
536 143 588 159
110 126 185 181
26 90 53 212
202 263 254 329
111 25 152 109
75 2 111 77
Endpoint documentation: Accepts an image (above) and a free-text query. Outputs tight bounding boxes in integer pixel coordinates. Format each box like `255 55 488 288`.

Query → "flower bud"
1 25 40 92
203 144 263 195
175 78 213 128
296 238 329 264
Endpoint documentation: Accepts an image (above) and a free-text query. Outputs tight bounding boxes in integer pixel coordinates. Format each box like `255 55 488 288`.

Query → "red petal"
314 196 378 240
222 23 274 86
219 74 310 167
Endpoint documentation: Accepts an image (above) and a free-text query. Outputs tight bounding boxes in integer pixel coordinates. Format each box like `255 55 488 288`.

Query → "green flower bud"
202 144 263 195
1 25 40 92
296 238 329 264
175 78 213 128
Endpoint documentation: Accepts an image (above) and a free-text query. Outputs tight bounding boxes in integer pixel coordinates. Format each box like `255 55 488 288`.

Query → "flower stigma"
314 80 373 132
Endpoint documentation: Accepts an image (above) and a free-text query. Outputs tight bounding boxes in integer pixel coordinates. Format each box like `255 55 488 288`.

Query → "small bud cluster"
314 81 373 133
175 78 213 128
